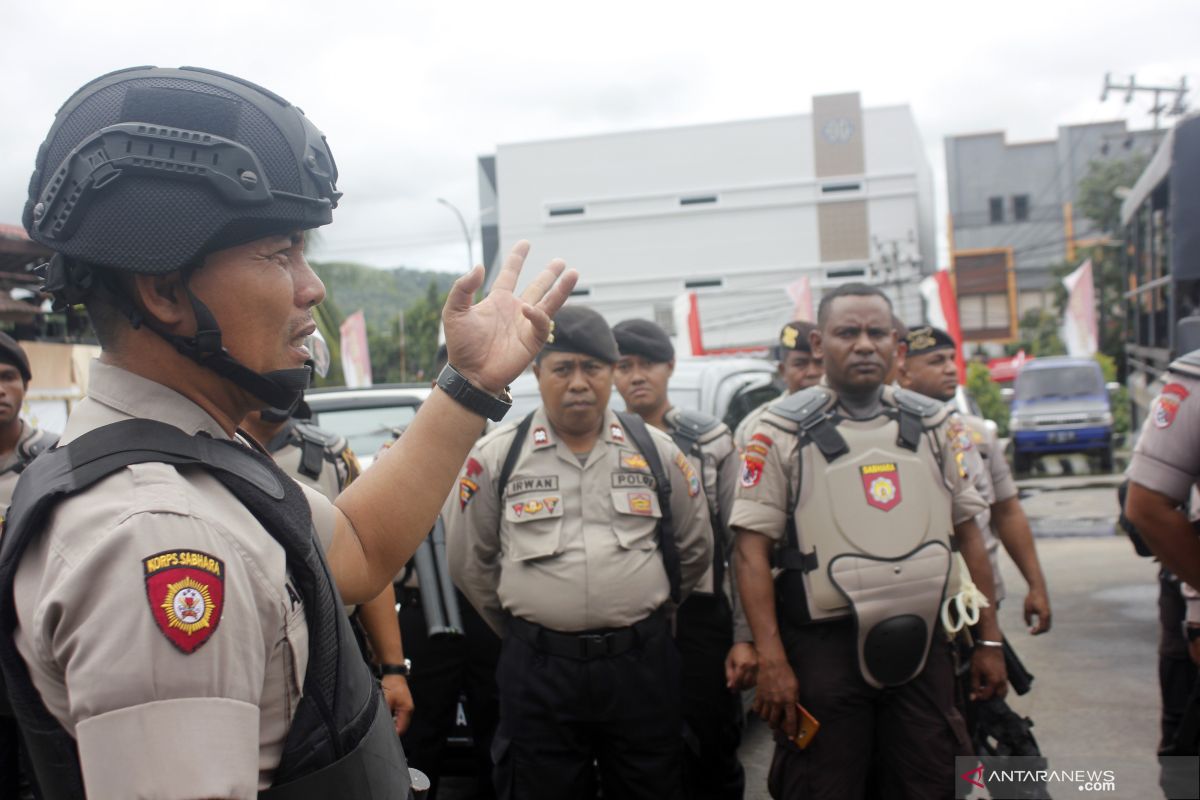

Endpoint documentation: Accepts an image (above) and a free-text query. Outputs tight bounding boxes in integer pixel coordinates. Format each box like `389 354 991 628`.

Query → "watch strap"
379 659 411 676
436 363 512 422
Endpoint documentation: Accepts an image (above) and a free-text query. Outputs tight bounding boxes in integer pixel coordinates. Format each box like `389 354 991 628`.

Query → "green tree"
967 361 1010 436
1010 309 1066 357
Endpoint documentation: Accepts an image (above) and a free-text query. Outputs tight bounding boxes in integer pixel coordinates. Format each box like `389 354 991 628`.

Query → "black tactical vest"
0 419 410 799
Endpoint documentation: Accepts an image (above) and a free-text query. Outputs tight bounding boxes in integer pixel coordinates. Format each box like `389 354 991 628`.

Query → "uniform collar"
64 360 232 443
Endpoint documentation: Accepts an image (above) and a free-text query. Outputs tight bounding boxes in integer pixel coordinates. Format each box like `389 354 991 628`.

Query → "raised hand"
442 241 578 394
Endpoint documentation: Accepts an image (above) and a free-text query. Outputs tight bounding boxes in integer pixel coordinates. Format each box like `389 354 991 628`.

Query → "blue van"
1009 356 1114 473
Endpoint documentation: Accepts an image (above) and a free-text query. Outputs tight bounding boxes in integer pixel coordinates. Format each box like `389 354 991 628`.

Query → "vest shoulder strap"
616 411 682 603
17 429 57 464
497 412 537 497
290 420 345 482
1169 349 1200 379
667 408 723 455
890 388 951 452
769 387 848 462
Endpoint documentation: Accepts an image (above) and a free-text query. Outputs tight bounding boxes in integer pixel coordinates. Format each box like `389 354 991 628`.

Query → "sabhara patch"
673 452 701 497
143 550 225 654
860 463 902 512
1154 383 1191 429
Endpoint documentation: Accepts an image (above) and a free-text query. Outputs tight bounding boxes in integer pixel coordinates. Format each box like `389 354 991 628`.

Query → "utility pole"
1101 72 1190 129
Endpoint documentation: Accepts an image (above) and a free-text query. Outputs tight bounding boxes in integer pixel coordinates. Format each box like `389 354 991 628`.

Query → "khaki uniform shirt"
663 407 752 643
269 422 360 503
12 362 336 799
0 420 48 516
729 385 988 545
958 413 1018 601
733 397 779 451
445 406 713 636
1127 373 1200 503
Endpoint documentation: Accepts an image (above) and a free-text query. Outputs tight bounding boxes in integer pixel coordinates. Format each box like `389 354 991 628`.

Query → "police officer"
734 320 822 448
612 317 753 800
0 332 56 512
243 403 415 737
446 305 713 800
1125 351 1200 763
731 283 1007 799
0 331 54 799
897 325 1052 633
0 66 574 799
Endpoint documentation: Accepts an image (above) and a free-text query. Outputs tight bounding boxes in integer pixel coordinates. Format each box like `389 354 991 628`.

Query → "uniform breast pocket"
610 489 662 551
504 495 566 561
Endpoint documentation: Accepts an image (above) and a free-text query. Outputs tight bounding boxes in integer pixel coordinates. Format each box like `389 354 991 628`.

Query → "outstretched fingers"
489 240 532 294
532 266 578 318
444 265 484 320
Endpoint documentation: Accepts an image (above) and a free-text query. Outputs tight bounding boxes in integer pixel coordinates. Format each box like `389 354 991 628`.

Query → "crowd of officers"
1 62 1196 800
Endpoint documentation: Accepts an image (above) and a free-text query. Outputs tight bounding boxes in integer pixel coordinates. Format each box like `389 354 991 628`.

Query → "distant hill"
310 260 457 332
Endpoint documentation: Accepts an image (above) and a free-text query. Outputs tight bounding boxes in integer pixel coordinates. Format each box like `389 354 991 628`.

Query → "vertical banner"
1061 259 1098 357
919 271 966 384
339 310 373 388
785 276 815 322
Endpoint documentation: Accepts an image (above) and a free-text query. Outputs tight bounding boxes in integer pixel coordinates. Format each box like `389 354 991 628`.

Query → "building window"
680 195 718 206
548 206 585 217
989 197 1004 224
821 182 861 193
1013 194 1030 222
684 278 723 289
960 292 1011 331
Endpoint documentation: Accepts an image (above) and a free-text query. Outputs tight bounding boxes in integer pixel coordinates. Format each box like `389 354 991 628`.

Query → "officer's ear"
667 359 676 378
130 271 190 329
809 329 824 359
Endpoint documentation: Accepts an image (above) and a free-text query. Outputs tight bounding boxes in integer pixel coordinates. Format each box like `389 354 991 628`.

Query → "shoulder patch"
1153 382 1191 429
143 550 225 654
673 451 701 497
459 457 485 510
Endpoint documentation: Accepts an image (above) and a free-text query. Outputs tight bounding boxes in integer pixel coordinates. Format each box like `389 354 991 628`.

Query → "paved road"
739 481 1174 799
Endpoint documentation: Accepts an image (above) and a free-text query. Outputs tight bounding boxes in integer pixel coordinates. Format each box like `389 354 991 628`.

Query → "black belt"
507 607 668 661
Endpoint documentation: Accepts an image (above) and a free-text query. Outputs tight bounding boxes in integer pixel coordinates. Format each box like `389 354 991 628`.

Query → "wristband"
379 659 412 677
436 363 513 422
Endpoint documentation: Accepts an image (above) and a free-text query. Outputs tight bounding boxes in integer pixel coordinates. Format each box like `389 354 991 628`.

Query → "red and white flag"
1061 259 1098 357
919 271 966 384
339 310 373 388
785 276 814 322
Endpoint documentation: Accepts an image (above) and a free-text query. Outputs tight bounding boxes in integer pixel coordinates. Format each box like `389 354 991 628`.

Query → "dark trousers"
767 619 970 800
493 613 683 800
398 587 501 800
676 592 745 800
1159 569 1198 753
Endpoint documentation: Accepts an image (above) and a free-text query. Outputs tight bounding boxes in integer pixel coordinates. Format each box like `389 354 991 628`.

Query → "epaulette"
767 386 837 428
1168 349 1200 380
891 388 953 428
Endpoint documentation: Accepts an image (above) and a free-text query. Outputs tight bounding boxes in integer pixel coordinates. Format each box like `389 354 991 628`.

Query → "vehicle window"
724 384 781 431
313 405 419 457
1013 367 1103 402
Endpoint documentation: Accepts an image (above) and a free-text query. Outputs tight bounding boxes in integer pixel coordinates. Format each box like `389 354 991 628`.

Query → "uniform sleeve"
444 447 506 635
933 419 989 526
1126 378 1200 503
299 480 338 553
30 513 277 800
661 438 715 602
987 426 1018 503
729 419 792 541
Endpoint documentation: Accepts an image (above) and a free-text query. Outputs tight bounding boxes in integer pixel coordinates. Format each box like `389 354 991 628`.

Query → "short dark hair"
816 283 893 328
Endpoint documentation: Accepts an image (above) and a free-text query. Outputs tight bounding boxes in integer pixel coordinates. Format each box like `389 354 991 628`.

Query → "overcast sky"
3 0 1198 276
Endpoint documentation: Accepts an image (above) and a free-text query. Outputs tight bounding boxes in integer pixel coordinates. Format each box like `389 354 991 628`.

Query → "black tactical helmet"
24 65 339 272
22 66 341 411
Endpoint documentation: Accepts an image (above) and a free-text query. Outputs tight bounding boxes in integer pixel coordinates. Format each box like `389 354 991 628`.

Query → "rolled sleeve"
78 698 259 800
1127 378 1200 503
730 418 792 542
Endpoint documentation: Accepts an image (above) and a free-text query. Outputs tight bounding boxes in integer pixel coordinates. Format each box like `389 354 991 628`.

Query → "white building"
478 92 937 350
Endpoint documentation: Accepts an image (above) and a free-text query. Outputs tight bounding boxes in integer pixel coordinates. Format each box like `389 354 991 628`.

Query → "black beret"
543 305 619 363
905 325 956 357
613 318 674 363
0 332 31 383
778 320 816 353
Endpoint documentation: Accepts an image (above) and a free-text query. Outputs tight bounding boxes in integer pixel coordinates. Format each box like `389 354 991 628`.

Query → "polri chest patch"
860 463 902 512
143 550 225 654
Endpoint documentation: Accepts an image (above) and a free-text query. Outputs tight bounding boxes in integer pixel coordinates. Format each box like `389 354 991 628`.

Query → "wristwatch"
436 363 513 422
379 658 412 677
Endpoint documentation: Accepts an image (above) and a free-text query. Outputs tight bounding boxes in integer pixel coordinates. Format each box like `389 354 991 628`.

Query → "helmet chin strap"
163 286 311 413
